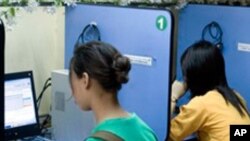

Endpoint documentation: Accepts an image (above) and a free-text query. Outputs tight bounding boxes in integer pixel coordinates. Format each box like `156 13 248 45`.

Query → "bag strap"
88 130 124 141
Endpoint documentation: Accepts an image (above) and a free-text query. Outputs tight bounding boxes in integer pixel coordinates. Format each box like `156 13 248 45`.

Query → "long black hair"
181 40 249 117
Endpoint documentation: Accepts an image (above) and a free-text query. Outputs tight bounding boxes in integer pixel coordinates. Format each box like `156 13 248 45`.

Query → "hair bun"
112 55 131 84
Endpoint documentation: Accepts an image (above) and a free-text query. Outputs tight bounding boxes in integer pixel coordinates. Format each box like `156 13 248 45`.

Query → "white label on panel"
238 42 250 52
124 54 153 66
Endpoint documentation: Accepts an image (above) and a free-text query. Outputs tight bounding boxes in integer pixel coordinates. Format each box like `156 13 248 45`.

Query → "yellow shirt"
170 90 250 141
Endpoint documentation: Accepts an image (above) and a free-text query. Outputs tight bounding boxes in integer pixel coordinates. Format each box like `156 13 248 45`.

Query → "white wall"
4 7 65 115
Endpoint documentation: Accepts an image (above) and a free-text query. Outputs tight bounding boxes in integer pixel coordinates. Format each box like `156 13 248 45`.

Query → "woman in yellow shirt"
170 40 250 141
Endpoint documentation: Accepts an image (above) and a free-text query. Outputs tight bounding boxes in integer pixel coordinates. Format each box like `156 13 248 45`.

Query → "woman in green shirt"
69 41 157 141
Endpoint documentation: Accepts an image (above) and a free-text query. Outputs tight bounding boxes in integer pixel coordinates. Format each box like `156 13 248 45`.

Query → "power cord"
37 77 51 109
36 77 52 137
40 114 51 137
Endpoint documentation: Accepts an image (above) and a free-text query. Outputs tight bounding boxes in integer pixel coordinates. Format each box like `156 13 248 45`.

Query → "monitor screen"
5 78 36 129
4 71 40 140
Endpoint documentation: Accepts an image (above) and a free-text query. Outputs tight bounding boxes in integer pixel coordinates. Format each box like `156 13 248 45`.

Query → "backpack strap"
87 130 124 141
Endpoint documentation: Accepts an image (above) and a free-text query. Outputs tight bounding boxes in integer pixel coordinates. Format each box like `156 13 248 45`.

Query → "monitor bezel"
4 71 41 140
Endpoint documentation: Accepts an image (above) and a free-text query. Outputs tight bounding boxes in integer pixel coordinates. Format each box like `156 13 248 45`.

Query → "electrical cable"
33 77 52 137
40 114 51 135
37 83 51 109
37 77 52 109
37 77 51 101
37 82 51 103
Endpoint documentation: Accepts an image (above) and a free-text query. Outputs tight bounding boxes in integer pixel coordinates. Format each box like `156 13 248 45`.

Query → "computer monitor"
4 71 40 140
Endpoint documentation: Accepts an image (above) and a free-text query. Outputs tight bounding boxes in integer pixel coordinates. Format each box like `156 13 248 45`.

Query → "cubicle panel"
177 4 250 109
65 4 174 140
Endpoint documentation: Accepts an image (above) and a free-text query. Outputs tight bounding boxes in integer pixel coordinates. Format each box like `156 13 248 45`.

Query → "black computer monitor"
4 71 40 140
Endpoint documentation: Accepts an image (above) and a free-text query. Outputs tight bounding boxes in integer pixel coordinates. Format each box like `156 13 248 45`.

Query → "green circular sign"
156 15 167 31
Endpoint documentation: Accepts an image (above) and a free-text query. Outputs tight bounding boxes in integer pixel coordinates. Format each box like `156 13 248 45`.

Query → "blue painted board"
65 4 174 141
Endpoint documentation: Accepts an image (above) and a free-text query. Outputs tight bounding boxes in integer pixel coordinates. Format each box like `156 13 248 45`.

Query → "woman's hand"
171 80 187 101
170 80 187 114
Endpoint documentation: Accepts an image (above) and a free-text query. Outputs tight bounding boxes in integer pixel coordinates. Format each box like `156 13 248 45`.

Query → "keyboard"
17 136 52 141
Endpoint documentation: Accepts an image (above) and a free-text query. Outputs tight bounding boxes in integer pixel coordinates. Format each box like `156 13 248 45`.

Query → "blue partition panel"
65 4 174 140
177 4 250 109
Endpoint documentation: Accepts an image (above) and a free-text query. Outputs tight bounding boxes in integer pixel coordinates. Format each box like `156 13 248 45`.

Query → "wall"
4 7 65 115
177 4 250 109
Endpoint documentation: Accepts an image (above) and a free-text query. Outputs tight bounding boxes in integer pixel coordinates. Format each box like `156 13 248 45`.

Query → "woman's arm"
171 80 187 114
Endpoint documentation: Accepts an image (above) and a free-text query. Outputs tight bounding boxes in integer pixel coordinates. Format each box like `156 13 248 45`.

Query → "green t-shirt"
86 113 158 141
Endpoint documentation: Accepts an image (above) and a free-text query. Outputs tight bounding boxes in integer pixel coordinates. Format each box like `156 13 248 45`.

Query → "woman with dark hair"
169 40 250 141
69 41 158 141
